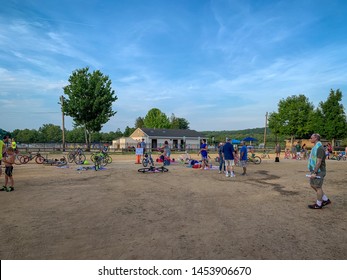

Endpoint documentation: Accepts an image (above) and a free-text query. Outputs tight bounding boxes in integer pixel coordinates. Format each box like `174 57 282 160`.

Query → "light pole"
60 95 66 151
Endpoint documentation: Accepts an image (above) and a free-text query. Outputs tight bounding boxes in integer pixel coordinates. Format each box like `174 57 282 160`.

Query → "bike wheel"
142 158 148 167
35 156 45 164
74 154 86 164
90 153 96 163
14 155 22 165
20 155 29 164
138 167 151 173
68 152 75 163
104 155 112 164
253 156 262 164
156 166 169 172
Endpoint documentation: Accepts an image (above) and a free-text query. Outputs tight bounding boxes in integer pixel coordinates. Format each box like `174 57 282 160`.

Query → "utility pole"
60 95 66 151
264 112 268 148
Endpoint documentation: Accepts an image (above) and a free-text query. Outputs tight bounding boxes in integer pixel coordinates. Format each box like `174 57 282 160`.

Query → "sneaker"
308 203 323 209
231 172 236 177
0 186 6 191
322 199 331 206
218 171 222 174
225 173 230 177
6 187 14 192
241 173 246 176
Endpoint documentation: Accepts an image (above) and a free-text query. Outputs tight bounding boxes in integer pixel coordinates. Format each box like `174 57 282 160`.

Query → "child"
1 147 15 192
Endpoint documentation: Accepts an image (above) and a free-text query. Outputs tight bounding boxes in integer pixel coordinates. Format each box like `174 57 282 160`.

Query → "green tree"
12 129 40 143
275 95 314 143
316 89 347 146
66 127 85 143
135 117 144 128
268 112 282 143
62 67 118 150
38 124 62 142
170 114 190 129
123 126 135 137
143 108 171 128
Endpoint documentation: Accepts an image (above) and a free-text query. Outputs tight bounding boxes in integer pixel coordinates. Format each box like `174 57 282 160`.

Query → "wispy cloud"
1 0 347 132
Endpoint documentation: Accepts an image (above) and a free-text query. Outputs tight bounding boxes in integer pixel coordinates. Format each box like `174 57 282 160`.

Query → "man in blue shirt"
222 138 236 177
239 141 248 175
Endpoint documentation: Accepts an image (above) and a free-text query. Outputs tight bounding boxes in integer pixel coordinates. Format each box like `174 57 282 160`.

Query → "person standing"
222 138 236 177
198 139 209 169
307 133 331 209
295 142 301 160
217 142 225 174
0 135 10 177
140 138 146 152
239 141 248 175
275 143 281 158
1 147 15 192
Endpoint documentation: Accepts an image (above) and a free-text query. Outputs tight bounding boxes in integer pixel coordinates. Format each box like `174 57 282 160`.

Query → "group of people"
200 138 248 176
1 133 332 210
0 135 16 192
201 134 331 210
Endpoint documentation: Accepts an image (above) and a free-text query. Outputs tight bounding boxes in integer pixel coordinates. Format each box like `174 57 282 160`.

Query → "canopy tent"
232 139 241 144
242 137 258 142
242 137 258 145
0 128 10 139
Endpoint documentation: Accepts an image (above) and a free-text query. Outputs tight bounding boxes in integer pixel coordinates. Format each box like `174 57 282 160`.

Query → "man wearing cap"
222 138 236 177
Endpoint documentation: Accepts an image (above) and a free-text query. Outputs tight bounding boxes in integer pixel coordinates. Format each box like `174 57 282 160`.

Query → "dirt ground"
0 153 346 260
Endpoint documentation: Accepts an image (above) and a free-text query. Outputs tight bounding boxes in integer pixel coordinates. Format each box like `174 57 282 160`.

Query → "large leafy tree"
315 89 347 146
62 67 117 149
268 112 282 143
273 95 314 143
170 113 190 129
38 124 62 142
143 108 170 128
12 129 40 143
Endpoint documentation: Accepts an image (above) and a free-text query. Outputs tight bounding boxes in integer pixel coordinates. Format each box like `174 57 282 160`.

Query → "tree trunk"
84 126 91 151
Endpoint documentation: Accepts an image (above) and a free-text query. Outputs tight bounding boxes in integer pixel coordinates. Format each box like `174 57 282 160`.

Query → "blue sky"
1 0 347 133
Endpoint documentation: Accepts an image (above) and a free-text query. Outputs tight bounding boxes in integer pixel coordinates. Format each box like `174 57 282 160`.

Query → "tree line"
6 64 347 148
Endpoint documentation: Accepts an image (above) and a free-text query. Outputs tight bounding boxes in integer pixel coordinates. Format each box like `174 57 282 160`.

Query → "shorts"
239 160 247 167
5 166 13 177
225 159 235 167
201 155 208 162
310 172 325 188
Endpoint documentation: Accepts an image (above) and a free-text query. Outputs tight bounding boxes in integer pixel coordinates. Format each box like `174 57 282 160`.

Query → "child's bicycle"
90 151 112 166
261 150 271 159
138 165 169 173
20 151 45 164
247 153 261 164
68 148 86 164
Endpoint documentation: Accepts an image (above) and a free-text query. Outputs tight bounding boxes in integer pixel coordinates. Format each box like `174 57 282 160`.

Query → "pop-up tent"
0 128 10 139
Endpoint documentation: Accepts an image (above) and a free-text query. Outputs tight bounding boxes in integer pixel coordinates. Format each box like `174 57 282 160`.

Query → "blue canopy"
243 137 258 142
232 139 241 144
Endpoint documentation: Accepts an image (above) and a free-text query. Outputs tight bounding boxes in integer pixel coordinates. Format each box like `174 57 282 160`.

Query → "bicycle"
138 165 169 173
142 152 154 167
261 150 271 159
42 156 68 166
20 151 45 164
247 154 261 164
67 148 86 164
90 151 113 166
